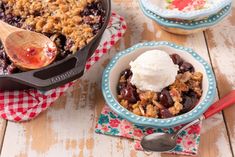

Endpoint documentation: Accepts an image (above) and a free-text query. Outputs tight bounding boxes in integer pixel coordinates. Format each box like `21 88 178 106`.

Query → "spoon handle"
175 90 235 137
203 90 235 119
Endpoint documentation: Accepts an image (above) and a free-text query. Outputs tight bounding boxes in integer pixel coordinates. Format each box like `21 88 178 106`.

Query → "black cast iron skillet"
0 0 111 91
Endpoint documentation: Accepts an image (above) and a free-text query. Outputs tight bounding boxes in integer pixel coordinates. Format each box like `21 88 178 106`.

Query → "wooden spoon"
0 20 57 71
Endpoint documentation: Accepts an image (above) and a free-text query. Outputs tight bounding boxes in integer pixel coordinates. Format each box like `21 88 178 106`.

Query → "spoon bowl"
140 90 235 152
141 132 177 152
0 20 57 71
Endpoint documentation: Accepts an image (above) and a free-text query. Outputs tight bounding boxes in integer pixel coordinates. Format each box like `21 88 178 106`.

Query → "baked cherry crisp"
117 54 203 118
0 0 105 74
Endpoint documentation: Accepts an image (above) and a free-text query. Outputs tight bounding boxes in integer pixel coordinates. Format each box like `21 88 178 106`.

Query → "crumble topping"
0 0 105 74
2 0 100 53
117 53 203 119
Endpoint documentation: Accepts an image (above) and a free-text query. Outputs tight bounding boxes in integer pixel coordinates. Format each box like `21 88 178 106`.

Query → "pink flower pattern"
146 128 154 134
120 120 133 134
110 119 120 128
182 135 197 150
96 106 201 156
101 125 109 132
133 129 143 139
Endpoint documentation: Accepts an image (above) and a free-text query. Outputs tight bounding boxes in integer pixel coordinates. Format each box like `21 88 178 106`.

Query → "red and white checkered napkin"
0 12 127 122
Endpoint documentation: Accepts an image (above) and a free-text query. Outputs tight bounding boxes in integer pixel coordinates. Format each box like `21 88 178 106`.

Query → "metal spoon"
141 90 235 152
0 20 57 71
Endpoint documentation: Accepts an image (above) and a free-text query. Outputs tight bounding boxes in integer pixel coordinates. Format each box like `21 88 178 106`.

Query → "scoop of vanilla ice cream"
130 50 179 92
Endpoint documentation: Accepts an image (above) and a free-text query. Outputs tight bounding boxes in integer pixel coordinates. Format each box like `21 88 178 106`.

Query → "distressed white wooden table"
0 0 235 157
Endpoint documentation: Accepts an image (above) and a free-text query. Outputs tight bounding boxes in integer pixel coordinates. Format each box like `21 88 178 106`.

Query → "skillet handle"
203 90 235 119
11 48 89 91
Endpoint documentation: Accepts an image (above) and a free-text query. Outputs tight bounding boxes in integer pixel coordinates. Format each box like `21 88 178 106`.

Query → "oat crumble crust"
118 71 203 118
2 0 98 53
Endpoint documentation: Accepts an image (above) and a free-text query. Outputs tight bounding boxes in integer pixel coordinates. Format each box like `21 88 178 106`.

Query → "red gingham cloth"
0 12 127 122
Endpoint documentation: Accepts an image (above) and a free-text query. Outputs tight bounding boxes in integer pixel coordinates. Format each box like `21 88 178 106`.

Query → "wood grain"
205 2 235 155
0 0 234 157
0 119 6 151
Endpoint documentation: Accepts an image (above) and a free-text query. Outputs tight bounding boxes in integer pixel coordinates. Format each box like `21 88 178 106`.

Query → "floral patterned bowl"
140 0 232 20
102 41 216 128
139 1 231 35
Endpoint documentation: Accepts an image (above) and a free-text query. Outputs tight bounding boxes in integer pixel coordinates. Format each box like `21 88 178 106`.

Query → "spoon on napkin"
141 90 235 152
0 20 57 71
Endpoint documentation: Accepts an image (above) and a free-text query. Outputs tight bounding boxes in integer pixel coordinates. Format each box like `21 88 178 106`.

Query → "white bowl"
139 1 232 35
102 41 216 128
140 0 232 20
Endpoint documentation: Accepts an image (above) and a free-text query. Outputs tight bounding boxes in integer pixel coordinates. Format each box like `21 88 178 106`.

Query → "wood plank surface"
0 0 234 157
205 2 235 156
0 120 6 151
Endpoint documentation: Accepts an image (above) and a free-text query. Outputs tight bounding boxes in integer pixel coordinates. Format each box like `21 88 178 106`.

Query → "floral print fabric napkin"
95 106 201 156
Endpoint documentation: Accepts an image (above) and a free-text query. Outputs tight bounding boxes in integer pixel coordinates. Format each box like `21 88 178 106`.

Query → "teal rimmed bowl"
102 41 216 128
139 1 231 35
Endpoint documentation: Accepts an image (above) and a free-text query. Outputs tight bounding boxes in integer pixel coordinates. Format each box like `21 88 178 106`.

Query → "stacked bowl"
139 0 232 35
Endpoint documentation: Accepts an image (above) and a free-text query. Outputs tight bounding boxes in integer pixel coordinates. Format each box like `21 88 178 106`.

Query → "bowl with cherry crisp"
102 41 216 128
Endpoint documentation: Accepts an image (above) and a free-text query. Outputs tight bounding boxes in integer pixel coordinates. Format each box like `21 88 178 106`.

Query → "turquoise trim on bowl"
140 0 232 20
139 1 231 30
102 41 216 128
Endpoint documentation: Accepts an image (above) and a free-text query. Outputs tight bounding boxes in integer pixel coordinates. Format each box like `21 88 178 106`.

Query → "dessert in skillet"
0 0 106 74
117 50 203 118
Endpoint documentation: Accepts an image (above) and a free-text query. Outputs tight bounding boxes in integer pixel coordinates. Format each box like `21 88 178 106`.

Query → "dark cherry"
0 48 5 59
92 23 102 34
120 84 138 103
170 54 183 65
97 2 104 13
56 34 67 49
120 69 133 80
160 109 173 118
186 90 198 99
159 89 174 108
5 64 18 74
81 8 91 16
179 62 195 73
190 92 199 106
117 82 126 95
0 46 9 61
180 95 198 114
